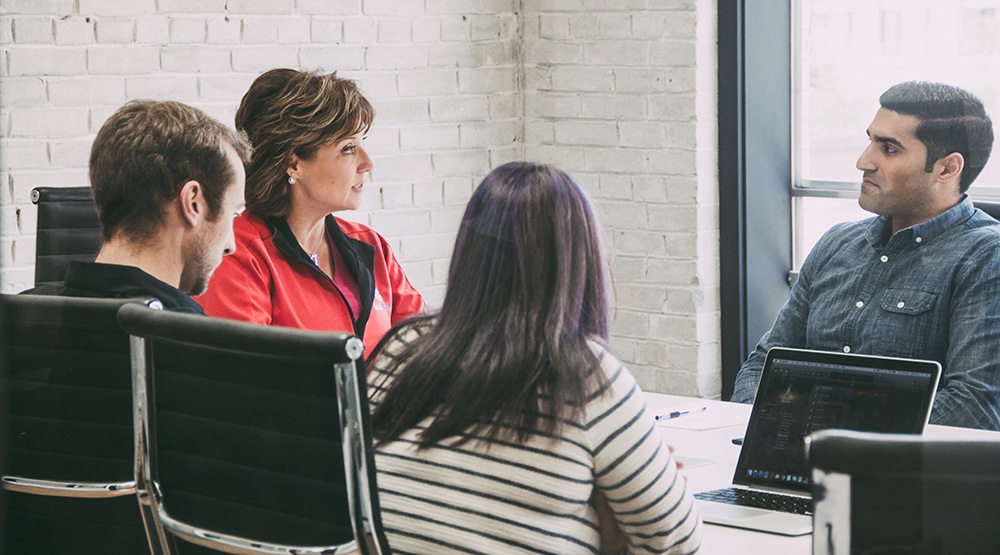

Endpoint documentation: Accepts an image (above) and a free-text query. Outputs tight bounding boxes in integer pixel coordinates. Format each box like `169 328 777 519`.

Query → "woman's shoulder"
235 211 275 242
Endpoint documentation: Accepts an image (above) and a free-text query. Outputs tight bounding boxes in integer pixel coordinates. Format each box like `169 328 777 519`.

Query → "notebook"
696 347 941 536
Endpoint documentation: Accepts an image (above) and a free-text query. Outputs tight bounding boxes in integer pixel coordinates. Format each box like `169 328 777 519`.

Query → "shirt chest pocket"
874 288 938 357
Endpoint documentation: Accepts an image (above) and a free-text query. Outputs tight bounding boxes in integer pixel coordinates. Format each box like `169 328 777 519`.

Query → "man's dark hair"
89 100 252 242
880 81 994 193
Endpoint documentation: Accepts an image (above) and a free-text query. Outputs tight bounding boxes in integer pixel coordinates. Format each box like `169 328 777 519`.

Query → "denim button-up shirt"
732 196 1000 430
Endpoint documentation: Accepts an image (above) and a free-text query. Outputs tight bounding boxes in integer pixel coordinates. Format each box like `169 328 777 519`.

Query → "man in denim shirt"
732 81 1000 430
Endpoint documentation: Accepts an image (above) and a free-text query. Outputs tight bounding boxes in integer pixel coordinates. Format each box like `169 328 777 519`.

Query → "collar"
63 261 204 313
865 194 974 248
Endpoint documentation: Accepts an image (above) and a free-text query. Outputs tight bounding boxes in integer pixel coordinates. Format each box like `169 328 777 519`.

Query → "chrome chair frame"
119 304 389 555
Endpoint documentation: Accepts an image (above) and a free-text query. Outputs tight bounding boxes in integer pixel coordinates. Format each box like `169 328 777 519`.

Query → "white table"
646 393 1000 555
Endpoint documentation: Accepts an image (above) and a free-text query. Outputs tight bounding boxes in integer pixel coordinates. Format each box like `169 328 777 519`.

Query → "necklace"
305 235 323 266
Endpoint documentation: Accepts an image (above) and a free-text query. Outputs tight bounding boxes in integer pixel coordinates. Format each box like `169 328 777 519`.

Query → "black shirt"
26 261 205 314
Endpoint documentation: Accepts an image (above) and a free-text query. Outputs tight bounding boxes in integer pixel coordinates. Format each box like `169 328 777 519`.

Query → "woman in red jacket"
196 68 424 350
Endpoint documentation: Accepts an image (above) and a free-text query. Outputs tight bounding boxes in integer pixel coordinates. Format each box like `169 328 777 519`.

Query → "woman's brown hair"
235 68 375 217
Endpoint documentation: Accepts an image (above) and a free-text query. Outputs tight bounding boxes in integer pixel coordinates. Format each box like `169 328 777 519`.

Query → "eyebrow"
866 130 905 150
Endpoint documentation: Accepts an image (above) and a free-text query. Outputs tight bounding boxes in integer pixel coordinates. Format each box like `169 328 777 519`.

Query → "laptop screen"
733 347 941 495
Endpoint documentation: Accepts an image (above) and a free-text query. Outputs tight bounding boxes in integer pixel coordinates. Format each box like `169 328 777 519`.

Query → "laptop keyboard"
695 487 813 516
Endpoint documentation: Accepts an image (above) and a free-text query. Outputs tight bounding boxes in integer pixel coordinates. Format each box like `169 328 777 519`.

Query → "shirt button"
843 346 851 353
856 301 864 308
897 301 905 308
880 255 889 262
915 237 923 243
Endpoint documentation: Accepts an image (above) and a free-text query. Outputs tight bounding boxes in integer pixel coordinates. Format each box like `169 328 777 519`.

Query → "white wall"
0 0 720 398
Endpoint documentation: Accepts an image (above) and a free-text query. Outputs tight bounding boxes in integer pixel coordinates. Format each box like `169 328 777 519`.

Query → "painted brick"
12 17 53 43
373 97 429 125
442 176 475 205
398 233 454 261
9 107 88 139
206 16 240 43
377 18 411 43
429 95 489 122
459 120 517 149
651 40 697 67
488 92 517 118
225 0 294 15
585 41 649 66
469 14 514 41
362 0 423 17
299 45 365 72
397 69 458 97
126 75 199 101
649 93 696 122
400 124 459 151
198 73 256 102
158 0 228 12
525 41 583 65
278 17 312 42
134 17 169 43
48 137 93 169
297 0 360 16
89 46 160 74
8 169 90 203
54 16 95 44
613 229 665 256
525 121 554 145
372 154 432 183
430 149 490 177
457 67 515 94
169 17 207 43
632 13 667 39
412 18 441 42
551 66 613 93
539 14 570 39
0 0 75 15
342 17 376 43
8 46 87 76
553 120 617 146
77 0 155 16
428 43 484 68
370 209 432 235
310 18 344 43
484 41 516 65
440 16 469 41
525 92 581 118
599 200 648 229
95 18 134 43
47 76 126 106
595 173 634 201
366 44 428 70
614 68 665 93
0 140 48 170
0 77 46 107
619 121 666 148
411 179 443 207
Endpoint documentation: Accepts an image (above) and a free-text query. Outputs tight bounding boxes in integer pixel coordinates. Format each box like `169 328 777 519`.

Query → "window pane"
793 0 1000 266
794 196 869 266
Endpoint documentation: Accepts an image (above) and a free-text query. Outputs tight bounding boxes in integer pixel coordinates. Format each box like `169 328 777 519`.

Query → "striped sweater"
367 325 703 554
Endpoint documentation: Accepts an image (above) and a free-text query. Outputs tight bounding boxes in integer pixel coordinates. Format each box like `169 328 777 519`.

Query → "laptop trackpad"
698 501 813 536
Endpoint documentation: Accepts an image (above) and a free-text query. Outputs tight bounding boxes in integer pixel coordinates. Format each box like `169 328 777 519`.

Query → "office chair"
973 199 1000 221
31 186 102 285
117 304 390 555
809 428 1000 555
1 293 159 555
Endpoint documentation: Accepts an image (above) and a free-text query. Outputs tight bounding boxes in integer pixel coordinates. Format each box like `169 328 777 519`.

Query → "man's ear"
178 180 206 227
936 152 965 185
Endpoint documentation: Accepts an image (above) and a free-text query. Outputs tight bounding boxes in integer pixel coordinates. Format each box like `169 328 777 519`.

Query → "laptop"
695 347 941 536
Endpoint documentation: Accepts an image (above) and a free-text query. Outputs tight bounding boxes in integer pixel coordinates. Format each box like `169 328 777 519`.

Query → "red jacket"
196 212 425 353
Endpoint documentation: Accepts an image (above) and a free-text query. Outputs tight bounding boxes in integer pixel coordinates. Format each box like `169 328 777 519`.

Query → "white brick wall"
0 0 719 397
522 0 719 397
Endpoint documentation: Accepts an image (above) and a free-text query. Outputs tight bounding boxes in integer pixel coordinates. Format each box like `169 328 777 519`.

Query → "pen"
654 406 707 421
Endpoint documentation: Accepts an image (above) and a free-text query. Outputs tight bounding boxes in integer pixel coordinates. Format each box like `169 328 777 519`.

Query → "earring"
287 174 297 185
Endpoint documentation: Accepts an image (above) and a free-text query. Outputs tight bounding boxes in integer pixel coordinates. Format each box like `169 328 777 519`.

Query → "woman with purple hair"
368 161 702 554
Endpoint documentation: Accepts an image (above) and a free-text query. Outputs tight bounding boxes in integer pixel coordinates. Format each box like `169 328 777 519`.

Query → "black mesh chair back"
31 186 102 285
809 429 1000 555
117 304 390 555
974 199 1000 221
1 293 157 555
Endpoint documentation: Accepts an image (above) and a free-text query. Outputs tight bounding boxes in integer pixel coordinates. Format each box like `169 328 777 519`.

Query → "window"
793 0 1000 267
